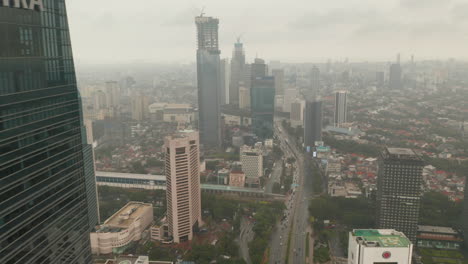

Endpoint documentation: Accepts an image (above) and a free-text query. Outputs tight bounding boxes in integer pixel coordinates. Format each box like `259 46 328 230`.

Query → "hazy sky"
67 0 468 64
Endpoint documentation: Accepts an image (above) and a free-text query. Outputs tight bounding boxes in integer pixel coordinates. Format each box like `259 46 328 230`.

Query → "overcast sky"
67 0 468 64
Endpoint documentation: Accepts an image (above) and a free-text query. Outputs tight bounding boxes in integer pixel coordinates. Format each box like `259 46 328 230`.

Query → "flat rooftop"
384 147 423 161
104 202 152 229
96 171 165 181
353 229 411 248
418 225 458 235
387 148 416 156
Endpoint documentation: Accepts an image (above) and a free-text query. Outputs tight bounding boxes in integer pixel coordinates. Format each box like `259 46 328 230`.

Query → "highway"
269 120 314 264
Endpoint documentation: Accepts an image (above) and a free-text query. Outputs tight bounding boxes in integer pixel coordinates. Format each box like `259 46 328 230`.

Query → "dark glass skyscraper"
195 15 221 148
310 66 320 97
304 100 322 149
0 1 98 263
229 39 245 106
376 148 424 243
251 76 275 140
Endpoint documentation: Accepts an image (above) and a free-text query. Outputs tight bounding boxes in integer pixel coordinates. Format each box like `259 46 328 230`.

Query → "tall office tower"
376 71 385 88
272 69 285 96
269 60 281 74
304 100 323 149
464 177 468 250
220 58 230 105
251 77 275 140
164 130 202 243
94 90 108 111
348 229 413 264
229 38 245 106
376 148 424 243
131 95 150 121
251 58 268 79
334 90 348 127
0 2 98 263
389 63 402 89
290 100 305 127
310 66 320 98
195 15 221 148
240 145 263 185
105 81 121 108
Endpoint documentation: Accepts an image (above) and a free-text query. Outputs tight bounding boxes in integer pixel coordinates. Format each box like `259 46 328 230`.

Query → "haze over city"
68 0 468 64
1 1 468 264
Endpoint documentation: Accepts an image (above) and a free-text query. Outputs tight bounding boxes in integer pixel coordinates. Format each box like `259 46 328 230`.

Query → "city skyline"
67 0 468 64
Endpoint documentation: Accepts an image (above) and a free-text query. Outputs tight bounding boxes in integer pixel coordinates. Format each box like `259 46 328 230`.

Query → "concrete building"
90 202 153 255
334 90 348 127
229 170 246 188
165 130 202 243
304 100 323 149
251 76 275 140
376 148 424 243
131 95 150 121
229 38 246 106
348 229 413 264
240 145 263 184
273 69 285 96
195 15 221 148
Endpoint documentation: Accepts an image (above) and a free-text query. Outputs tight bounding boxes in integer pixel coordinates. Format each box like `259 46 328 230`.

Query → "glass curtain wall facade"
0 1 98 263
304 100 322 149
195 16 221 148
251 77 275 140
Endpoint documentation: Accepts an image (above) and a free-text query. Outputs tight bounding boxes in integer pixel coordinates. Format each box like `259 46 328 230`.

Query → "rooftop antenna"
236 33 244 43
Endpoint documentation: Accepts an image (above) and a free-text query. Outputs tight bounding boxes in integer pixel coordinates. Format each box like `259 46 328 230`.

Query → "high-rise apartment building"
131 94 150 121
164 130 202 243
195 16 221 148
0 2 98 263
348 229 413 264
220 58 230 105
229 39 245 106
105 81 121 108
334 90 348 127
376 148 424 243
389 63 402 90
272 69 284 96
251 76 275 140
304 100 323 148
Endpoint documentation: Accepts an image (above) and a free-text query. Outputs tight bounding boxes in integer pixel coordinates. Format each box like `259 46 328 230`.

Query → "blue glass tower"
0 1 98 263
